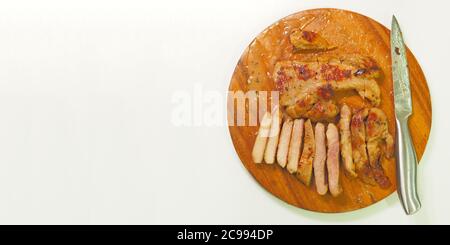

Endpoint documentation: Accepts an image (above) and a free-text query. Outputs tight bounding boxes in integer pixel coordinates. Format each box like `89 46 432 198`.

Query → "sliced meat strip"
313 123 328 195
276 119 293 168
297 119 315 186
366 108 389 167
327 123 342 197
264 107 281 164
287 119 304 174
339 104 357 177
252 112 272 164
365 108 394 188
351 108 369 172
351 108 376 185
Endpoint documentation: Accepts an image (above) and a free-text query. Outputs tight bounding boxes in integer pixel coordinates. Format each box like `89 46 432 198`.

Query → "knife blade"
391 15 421 215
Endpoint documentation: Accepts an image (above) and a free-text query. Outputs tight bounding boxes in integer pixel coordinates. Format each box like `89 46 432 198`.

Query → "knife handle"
395 117 421 215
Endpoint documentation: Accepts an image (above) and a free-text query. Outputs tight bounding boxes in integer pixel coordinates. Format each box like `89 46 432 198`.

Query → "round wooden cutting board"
228 8 432 213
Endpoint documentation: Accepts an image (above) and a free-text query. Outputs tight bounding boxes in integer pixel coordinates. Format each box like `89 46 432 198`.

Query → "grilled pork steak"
274 55 381 121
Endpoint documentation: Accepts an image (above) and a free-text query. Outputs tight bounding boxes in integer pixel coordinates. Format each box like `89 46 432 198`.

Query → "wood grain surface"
227 8 432 213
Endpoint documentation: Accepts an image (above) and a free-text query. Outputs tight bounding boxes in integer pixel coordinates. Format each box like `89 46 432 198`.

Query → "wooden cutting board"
228 8 432 213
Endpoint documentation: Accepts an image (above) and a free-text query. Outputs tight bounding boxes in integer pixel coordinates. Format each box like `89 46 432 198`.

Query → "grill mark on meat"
317 84 333 99
294 64 315 81
320 64 352 81
275 69 291 91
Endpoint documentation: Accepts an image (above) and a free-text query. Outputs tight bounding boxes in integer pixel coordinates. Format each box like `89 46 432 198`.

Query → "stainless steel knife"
391 15 421 215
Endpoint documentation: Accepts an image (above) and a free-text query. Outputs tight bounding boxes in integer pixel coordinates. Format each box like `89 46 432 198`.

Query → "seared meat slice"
290 30 336 52
365 108 394 188
327 123 342 197
339 104 357 177
366 108 394 165
252 112 272 164
276 119 293 168
287 119 304 174
274 55 381 121
297 119 315 186
313 123 328 195
264 107 281 164
351 108 369 172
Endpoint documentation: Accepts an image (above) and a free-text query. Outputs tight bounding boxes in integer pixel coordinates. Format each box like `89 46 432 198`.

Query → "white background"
0 0 448 224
